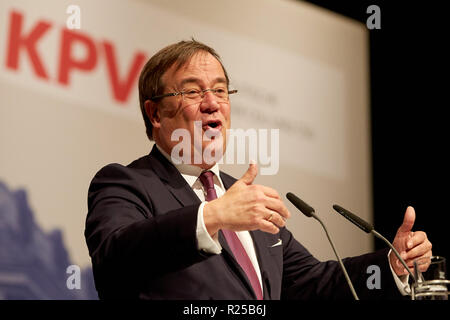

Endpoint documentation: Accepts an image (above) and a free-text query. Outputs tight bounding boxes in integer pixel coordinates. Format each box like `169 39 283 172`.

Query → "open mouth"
203 120 222 131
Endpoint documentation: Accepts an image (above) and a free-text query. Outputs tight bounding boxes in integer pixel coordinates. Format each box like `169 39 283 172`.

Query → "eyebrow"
179 77 228 88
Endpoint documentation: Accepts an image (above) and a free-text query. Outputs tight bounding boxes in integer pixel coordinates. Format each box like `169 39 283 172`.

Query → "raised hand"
390 206 432 276
203 163 291 236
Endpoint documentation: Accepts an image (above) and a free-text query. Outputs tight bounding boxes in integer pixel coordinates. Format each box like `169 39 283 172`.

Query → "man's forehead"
162 52 225 85
180 51 219 68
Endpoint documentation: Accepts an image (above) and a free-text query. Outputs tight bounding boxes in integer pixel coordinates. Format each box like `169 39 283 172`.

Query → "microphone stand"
286 193 360 300
311 213 360 300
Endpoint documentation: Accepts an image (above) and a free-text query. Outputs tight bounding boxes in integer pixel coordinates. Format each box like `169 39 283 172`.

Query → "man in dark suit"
85 40 432 300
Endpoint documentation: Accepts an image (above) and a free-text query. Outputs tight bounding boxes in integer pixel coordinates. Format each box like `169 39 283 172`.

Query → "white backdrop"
0 0 372 270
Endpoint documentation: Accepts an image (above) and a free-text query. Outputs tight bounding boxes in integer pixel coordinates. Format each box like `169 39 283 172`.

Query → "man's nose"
199 91 220 113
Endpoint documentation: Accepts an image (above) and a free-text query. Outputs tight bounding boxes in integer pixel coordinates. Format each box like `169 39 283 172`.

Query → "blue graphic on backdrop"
0 181 97 299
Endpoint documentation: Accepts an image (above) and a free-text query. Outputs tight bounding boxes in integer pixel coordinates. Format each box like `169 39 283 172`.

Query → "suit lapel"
146 145 200 207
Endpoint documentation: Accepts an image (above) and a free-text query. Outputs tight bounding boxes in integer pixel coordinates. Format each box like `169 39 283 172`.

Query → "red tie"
199 171 263 300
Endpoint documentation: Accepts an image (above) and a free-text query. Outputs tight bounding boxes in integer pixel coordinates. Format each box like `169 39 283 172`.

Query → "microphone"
332 204 415 281
286 192 359 300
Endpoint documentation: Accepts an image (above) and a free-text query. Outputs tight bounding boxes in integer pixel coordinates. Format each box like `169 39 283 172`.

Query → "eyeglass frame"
150 88 238 102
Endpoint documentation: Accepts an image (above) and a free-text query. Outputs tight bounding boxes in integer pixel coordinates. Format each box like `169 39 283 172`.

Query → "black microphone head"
332 204 374 233
286 192 315 218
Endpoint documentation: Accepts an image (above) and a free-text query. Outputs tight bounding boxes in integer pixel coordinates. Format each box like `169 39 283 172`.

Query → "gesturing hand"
390 206 432 276
203 163 291 236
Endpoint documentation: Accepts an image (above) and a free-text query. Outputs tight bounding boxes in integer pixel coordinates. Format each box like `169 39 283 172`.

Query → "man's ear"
145 100 161 128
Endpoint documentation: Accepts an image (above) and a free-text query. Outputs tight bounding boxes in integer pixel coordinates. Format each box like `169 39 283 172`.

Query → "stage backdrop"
0 0 370 299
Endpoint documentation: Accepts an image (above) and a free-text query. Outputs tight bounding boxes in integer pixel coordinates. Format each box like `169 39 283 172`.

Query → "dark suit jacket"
85 145 404 300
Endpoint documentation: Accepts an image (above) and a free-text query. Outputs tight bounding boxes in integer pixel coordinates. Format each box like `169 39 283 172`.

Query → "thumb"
240 162 258 185
397 206 416 234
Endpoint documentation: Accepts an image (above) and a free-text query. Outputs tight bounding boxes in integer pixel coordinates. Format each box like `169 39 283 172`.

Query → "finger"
396 252 410 269
240 163 258 185
405 231 427 250
393 258 413 276
404 241 433 262
258 218 280 234
405 254 433 273
264 197 291 219
264 209 286 228
397 206 416 234
417 262 430 273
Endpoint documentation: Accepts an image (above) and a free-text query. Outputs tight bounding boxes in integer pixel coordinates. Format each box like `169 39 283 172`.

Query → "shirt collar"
155 144 224 189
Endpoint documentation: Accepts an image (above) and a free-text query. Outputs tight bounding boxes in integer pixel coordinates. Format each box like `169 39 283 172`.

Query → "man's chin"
200 140 225 165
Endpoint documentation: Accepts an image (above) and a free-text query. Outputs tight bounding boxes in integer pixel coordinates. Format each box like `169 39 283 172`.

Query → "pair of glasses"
150 88 238 103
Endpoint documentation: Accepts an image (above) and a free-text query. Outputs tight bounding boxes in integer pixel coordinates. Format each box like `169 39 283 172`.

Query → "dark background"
302 1 448 266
